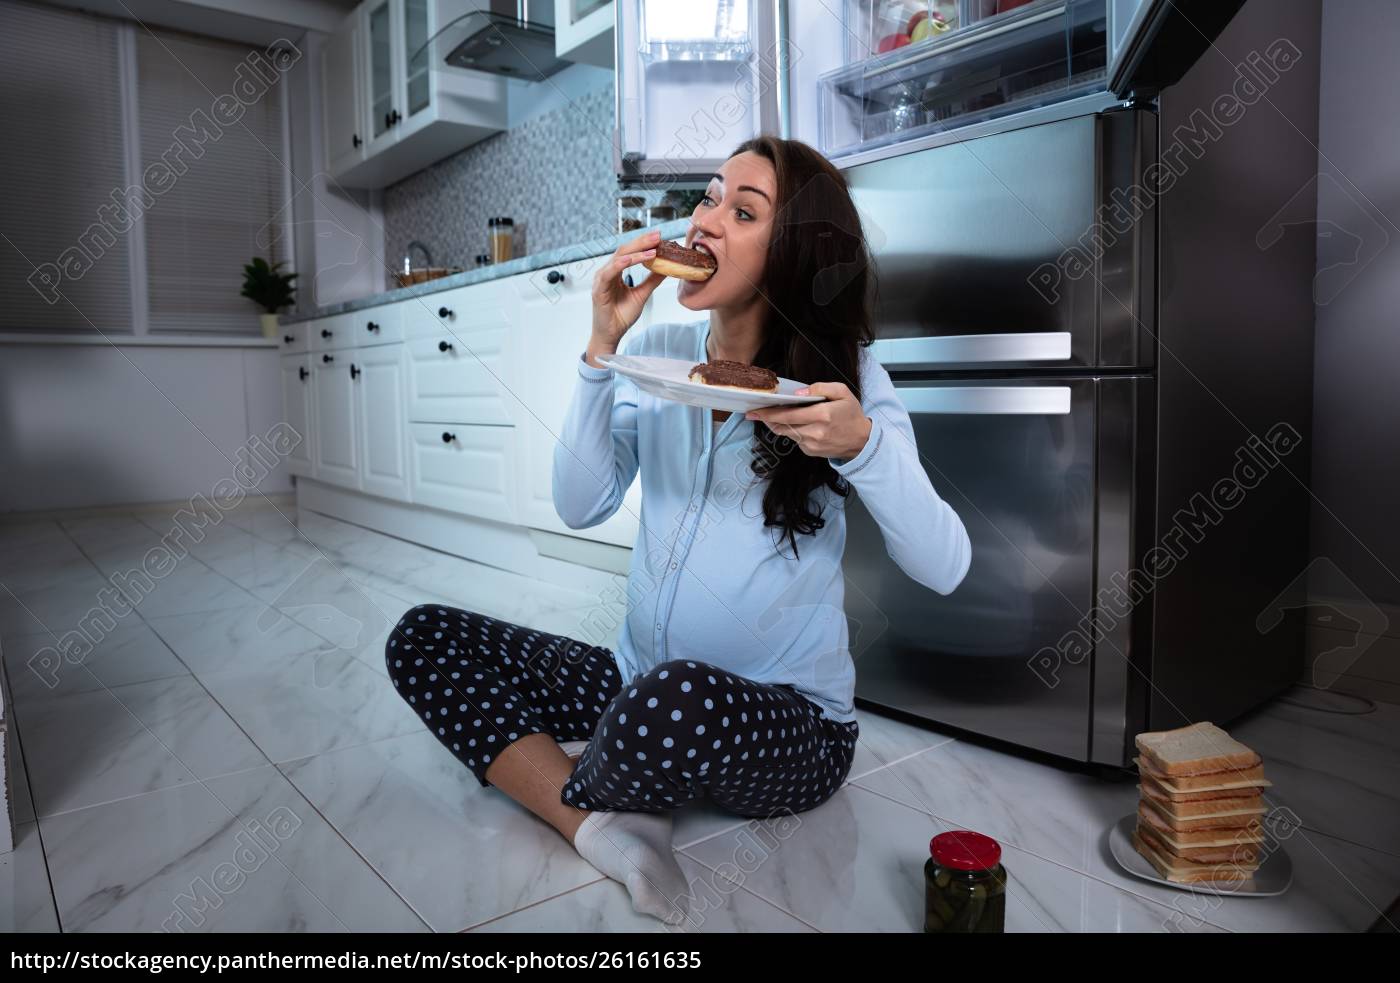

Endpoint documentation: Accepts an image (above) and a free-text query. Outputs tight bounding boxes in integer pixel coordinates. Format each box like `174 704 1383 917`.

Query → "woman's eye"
700 194 715 206
736 208 752 221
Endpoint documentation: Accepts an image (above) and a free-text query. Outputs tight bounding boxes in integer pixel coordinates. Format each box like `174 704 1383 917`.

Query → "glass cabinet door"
404 0 431 119
368 0 395 140
566 0 612 28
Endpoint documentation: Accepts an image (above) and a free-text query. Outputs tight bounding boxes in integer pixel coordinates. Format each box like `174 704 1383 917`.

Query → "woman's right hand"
587 229 667 368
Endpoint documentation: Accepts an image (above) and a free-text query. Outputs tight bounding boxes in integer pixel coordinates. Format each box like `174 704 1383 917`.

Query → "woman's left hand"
745 382 872 461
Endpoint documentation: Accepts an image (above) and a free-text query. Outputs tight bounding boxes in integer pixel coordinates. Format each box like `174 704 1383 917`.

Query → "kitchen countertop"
282 218 693 324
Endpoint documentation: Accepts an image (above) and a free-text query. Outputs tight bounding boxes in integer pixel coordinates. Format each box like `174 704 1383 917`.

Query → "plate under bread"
596 354 826 413
1108 815 1292 897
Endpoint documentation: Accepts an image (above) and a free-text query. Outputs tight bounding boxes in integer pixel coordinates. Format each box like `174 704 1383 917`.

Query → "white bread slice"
1135 722 1261 776
1137 823 1263 864
1137 804 1265 847
1138 794 1267 831
1134 757 1272 793
1133 830 1257 883
1140 771 1267 803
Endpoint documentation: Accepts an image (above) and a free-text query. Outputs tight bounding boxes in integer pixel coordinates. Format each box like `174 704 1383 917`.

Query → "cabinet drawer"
351 304 403 346
278 320 312 355
408 423 516 523
312 313 352 353
405 332 512 426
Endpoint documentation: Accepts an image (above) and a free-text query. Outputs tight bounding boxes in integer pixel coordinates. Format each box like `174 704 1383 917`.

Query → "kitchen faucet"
403 240 433 275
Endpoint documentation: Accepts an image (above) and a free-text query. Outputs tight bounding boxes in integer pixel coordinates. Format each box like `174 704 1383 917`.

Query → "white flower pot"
260 313 280 339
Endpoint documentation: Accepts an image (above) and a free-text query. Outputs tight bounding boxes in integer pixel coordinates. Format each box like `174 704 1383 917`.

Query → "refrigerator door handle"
871 332 1073 367
895 386 1073 415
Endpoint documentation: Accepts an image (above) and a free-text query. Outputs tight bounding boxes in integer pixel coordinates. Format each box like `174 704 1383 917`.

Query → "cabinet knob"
352 133 361 148
299 366 309 381
441 431 456 444
390 109 401 125
438 306 453 319
367 321 379 332
438 340 453 352
321 329 333 338
322 354 334 363
283 334 294 344
547 270 565 284
350 364 361 379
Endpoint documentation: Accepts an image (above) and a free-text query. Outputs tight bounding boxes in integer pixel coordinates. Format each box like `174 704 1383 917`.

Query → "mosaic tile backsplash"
383 82 661 271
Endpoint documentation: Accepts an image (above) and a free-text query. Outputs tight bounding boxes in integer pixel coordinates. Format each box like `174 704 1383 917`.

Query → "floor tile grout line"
672 845 826 933
455 875 614 933
845 776 1243 933
668 735 958 853
2 700 66 932
14 528 357 932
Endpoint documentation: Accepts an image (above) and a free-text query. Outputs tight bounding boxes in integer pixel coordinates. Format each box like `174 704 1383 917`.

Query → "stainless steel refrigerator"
837 0 1322 768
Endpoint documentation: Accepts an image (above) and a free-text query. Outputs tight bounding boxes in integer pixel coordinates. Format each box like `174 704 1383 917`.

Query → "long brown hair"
730 136 877 558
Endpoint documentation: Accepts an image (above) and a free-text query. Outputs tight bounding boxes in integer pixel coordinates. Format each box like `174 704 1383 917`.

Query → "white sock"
573 809 690 925
559 739 589 760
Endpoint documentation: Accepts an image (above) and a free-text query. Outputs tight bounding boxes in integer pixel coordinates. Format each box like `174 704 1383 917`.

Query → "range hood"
416 1 568 83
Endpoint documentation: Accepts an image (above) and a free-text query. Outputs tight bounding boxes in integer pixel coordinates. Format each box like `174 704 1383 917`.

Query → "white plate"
1108 815 1292 897
596 354 826 413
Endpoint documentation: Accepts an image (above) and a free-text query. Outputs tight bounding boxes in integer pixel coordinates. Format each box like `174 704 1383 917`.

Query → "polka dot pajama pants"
384 604 860 818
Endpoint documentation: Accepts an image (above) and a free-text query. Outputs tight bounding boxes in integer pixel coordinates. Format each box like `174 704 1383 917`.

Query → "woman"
385 137 971 925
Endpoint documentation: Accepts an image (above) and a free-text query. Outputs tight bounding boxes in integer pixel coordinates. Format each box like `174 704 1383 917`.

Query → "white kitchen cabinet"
312 351 359 488
555 0 614 68
332 0 508 188
279 355 315 478
403 282 517 425
511 260 641 548
408 423 516 522
322 12 366 177
276 318 312 356
354 345 411 501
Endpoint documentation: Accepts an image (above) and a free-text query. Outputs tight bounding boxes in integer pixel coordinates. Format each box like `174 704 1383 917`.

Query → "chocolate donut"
644 240 716 282
688 359 778 393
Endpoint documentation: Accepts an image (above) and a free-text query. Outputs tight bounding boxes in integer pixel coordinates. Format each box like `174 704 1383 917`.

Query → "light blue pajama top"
552 318 971 723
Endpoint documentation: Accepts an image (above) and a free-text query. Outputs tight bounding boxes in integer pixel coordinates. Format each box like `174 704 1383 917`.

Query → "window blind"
137 29 289 335
0 1 132 332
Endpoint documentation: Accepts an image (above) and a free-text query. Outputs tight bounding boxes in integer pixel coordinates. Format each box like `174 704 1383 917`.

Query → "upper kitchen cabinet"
614 0 788 185
325 0 509 188
323 12 367 176
555 0 614 68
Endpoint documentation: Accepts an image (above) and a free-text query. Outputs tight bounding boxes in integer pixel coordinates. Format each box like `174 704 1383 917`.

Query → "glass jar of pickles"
924 831 1007 933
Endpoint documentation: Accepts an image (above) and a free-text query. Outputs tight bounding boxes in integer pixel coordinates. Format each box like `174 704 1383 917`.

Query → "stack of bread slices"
1132 722 1271 884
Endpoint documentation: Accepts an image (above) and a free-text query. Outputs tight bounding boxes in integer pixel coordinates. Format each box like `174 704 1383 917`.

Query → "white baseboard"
295 479 625 597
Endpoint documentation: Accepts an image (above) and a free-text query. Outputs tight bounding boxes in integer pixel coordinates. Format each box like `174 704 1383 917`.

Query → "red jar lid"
929 831 1001 871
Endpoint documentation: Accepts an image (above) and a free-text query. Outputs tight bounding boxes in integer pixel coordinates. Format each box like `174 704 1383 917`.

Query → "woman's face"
677 151 777 311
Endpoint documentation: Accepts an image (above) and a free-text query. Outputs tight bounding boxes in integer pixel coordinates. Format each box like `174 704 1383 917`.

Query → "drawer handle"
547 270 565 284
322 354 334 363
895 386 1071 415
441 431 456 444
367 321 379 332
438 340 453 352
438 306 454 319
350 364 361 379
321 329 333 338
283 334 294 344
298 367 309 381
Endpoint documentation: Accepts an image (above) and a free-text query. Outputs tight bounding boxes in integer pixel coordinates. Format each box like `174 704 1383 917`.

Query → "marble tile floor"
0 503 1396 933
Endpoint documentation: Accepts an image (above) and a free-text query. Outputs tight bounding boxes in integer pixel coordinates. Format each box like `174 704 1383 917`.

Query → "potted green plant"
241 257 297 338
